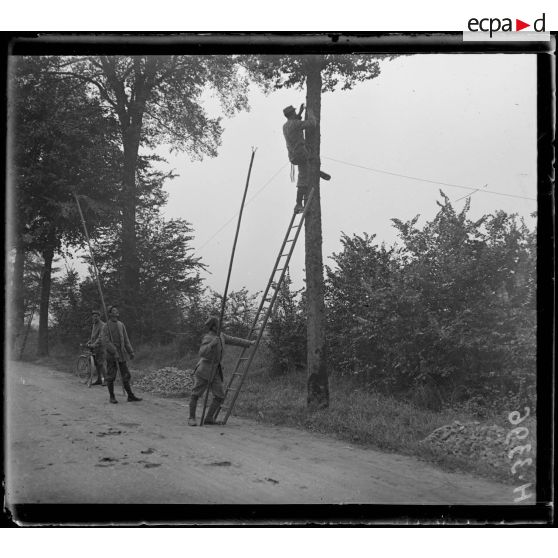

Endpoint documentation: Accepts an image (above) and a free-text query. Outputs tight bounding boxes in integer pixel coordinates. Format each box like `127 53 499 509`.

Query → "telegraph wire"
197 162 287 250
199 156 535 251
323 156 536 202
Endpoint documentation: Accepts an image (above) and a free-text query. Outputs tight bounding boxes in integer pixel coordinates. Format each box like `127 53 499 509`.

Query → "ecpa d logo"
467 13 546 37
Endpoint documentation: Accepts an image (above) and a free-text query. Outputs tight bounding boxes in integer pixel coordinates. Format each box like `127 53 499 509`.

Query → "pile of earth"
420 419 536 483
135 366 195 397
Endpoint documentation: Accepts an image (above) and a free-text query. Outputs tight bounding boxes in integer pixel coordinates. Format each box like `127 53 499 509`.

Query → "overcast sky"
154 53 537 294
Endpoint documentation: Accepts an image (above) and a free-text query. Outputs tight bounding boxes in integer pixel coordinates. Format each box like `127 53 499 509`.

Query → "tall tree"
10 56 121 355
52 56 249 325
247 54 388 408
89 160 206 344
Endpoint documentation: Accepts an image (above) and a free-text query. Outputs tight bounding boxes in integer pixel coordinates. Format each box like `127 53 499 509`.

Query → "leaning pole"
200 148 257 426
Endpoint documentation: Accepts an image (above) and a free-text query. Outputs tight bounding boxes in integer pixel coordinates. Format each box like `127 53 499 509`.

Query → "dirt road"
6 361 513 505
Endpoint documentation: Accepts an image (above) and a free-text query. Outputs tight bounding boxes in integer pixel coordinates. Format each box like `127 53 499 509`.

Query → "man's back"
283 119 312 164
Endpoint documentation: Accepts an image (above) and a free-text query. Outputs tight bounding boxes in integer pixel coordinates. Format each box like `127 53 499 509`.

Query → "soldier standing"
86 309 108 386
105 305 142 404
188 316 255 426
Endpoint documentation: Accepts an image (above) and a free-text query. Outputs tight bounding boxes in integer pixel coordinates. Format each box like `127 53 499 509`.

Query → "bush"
325 193 536 411
264 272 306 375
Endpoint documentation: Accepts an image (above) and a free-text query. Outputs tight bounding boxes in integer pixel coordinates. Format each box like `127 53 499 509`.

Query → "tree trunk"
12 237 26 351
304 57 330 409
37 242 55 357
120 123 141 329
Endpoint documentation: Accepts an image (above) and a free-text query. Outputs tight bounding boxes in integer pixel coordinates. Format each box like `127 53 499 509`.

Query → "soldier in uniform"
86 309 108 386
188 316 255 426
282 103 331 213
105 305 142 404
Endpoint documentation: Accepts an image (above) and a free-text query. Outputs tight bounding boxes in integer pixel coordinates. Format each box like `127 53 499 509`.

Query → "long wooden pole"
73 191 120 383
200 148 257 426
73 192 109 321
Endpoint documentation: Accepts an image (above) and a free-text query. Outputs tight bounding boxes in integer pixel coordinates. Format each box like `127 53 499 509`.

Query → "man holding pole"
105 305 142 404
188 316 255 426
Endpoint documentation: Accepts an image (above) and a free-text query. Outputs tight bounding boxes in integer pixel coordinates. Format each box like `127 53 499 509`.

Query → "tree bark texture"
101 55 151 331
11 238 26 351
120 123 141 327
37 238 55 357
304 57 330 409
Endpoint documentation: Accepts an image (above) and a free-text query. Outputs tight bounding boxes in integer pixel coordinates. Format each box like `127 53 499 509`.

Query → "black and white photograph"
2 32 554 525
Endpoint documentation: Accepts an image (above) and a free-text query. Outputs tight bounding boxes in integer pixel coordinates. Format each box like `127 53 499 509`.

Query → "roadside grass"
217 351 524 484
26 339 524 484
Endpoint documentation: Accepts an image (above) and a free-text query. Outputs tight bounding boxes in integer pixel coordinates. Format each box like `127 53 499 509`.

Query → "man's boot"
203 398 223 425
107 382 118 404
124 380 142 402
188 396 198 426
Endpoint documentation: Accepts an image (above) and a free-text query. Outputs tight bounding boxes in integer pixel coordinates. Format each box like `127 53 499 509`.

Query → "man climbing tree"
282 102 331 213
248 53 388 409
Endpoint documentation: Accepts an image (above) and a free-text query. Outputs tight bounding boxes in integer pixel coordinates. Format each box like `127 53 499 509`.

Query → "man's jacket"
283 118 315 165
89 320 109 358
106 320 134 362
194 332 252 381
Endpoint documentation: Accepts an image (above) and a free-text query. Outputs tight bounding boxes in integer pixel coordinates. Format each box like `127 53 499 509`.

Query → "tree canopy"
10 56 123 354
245 54 388 92
50 55 250 326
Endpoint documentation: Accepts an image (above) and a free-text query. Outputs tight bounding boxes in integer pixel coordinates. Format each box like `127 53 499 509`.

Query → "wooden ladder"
216 188 315 424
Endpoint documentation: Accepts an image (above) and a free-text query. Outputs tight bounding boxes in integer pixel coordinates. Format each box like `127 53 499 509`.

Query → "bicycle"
75 344 96 387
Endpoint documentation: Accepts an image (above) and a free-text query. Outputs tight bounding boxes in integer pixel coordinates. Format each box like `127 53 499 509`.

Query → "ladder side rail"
248 208 298 334
221 189 316 423
222 210 299 395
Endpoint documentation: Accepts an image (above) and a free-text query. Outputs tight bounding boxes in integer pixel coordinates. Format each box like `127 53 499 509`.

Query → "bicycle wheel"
76 355 91 383
87 356 96 387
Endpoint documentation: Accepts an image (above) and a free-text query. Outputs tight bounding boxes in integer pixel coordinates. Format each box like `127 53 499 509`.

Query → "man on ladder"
282 103 331 213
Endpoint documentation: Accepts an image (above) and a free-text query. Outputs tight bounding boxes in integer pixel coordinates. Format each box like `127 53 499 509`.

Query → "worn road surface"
6 361 514 505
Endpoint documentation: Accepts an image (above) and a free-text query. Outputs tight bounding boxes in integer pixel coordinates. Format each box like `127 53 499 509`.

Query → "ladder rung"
219 195 314 421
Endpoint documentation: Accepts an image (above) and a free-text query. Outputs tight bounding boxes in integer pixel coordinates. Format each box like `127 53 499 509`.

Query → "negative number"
511 457 533 475
505 426 529 445
508 444 532 460
508 407 530 425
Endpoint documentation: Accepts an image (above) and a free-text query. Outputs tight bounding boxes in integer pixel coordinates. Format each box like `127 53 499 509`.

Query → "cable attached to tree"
200 147 257 426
